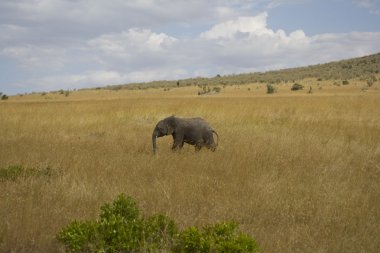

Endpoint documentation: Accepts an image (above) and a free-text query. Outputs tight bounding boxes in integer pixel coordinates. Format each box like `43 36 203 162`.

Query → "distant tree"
266 84 276 94
367 75 377 87
291 83 304 91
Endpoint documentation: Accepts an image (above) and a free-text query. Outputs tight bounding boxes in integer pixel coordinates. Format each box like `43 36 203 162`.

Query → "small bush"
266 84 276 94
198 86 221 95
0 165 24 181
174 221 259 253
0 165 58 182
291 83 304 91
57 194 259 253
56 221 96 252
367 75 377 87
212 86 221 93
342 80 349 85
1 94 8 100
58 194 178 252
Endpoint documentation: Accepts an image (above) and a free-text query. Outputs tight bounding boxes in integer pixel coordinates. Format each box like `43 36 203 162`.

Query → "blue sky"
1 0 380 95
268 1 380 34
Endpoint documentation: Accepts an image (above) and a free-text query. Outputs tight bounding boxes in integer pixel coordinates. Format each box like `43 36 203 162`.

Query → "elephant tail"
212 130 219 147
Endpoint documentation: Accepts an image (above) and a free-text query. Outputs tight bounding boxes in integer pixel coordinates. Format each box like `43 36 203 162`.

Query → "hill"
102 53 380 90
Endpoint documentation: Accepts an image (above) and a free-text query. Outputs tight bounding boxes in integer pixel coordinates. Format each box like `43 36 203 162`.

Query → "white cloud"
89 28 177 54
2 45 67 70
198 12 310 59
200 13 272 40
196 13 314 69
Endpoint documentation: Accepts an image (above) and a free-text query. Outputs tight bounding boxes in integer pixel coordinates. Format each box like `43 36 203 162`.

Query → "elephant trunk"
152 130 158 154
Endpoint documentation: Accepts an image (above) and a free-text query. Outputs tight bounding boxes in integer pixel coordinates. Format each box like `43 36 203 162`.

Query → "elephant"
152 116 219 154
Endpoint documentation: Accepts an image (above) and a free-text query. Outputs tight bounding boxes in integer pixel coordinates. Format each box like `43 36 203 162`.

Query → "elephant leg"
172 135 184 150
205 134 216 151
172 142 182 150
206 141 216 151
194 142 202 151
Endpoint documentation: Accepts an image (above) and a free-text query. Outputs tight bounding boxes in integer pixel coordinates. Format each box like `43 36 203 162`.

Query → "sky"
1 0 380 95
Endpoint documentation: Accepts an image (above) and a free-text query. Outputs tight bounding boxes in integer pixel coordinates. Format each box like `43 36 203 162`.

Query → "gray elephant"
152 116 219 154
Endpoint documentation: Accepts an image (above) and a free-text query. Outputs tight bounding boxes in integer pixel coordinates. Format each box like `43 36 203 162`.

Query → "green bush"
266 84 276 94
367 75 377 87
56 221 97 252
58 194 178 252
0 165 24 181
291 83 303 91
212 86 221 93
57 194 259 253
0 165 57 182
174 221 259 253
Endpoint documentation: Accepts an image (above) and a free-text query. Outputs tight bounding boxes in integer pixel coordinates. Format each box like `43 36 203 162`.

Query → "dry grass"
1 82 380 252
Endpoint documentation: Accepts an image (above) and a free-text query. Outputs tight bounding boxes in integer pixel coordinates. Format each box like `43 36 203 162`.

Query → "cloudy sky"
1 0 380 95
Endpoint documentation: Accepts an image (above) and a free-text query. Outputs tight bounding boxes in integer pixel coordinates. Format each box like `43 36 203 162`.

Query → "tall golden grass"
1 82 379 252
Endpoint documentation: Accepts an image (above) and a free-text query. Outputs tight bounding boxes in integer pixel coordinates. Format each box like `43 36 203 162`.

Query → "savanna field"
1 80 380 252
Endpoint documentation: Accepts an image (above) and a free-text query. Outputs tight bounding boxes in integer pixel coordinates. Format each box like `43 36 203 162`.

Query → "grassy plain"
1 80 380 252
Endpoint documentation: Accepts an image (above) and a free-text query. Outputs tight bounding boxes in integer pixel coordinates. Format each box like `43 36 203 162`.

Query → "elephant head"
152 116 176 154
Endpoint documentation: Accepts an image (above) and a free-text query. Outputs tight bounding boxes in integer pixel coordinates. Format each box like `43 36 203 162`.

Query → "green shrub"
198 86 221 95
212 86 221 93
0 165 24 181
144 214 178 249
0 165 57 182
174 221 259 253
56 221 97 252
58 194 178 253
57 194 259 253
291 83 304 91
367 75 377 87
342 80 349 85
266 84 276 94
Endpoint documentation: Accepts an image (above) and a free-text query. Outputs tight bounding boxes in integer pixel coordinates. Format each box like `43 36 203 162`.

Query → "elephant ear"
165 116 176 134
166 123 174 134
